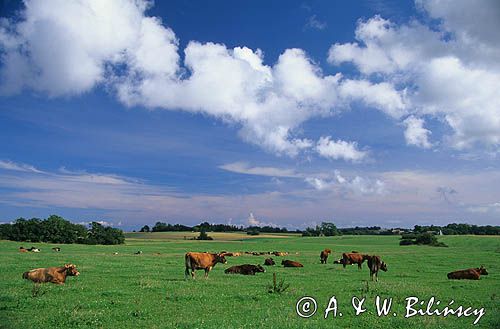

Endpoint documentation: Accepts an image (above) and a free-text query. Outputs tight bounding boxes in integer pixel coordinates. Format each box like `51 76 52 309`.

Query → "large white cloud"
328 1 500 150
0 0 407 160
1 0 498 156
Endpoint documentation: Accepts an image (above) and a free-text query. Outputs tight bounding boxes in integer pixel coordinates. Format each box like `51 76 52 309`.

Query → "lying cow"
264 258 275 266
320 249 332 264
224 264 265 275
342 252 370 269
19 247 28 253
447 266 488 280
185 252 227 279
52 247 61 252
273 251 288 256
22 264 80 284
282 260 303 267
134 251 143 255
222 252 241 257
367 255 387 282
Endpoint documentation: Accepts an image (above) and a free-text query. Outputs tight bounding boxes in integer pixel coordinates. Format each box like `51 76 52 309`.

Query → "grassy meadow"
0 233 499 328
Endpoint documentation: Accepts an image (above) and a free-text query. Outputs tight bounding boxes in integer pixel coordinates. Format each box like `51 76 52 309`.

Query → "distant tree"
320 222 340 236
85 222 124 245
197 229 213 240
246 228 260 235
400 232 447 247
140 225 150 232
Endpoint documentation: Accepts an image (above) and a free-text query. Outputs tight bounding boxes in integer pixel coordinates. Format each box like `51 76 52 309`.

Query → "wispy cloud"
219 162 300 178
1 160 499 227
0 160 44 173
305 15 327 30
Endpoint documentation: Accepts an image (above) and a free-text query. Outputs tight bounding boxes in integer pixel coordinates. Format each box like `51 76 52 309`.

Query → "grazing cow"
19 247 28 253
22 264 80 284
264 258 275 266
367 255 387 282
320 249 332 264
185 252 227 279
342 252 370 269
224 264 266 275
28 247 40 252
281 260 304 267
447 266 488 280
52 247 61 252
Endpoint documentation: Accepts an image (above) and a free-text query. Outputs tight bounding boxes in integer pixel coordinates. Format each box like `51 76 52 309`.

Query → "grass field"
0 234 499 328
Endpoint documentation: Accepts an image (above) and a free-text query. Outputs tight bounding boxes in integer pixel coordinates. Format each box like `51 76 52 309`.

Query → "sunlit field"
1 234 499 328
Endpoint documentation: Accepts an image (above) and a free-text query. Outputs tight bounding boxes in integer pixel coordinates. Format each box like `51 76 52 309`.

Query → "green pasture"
0 234 499 328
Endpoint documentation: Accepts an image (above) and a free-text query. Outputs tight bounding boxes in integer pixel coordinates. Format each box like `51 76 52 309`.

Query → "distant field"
0 235 499 328
124 231 301 241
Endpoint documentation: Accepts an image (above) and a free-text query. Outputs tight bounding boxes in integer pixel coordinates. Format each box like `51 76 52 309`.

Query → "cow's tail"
22 271 29 280
184 253 191 278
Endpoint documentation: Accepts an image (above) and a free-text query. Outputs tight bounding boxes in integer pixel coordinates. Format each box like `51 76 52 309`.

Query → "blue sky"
0 0 499 230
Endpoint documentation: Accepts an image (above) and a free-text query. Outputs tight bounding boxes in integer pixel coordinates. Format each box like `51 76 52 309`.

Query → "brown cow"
19 247 28 253
342 252 370 269
22 264 80 284
224 264 265 275
264 258 275 266
367 255 387 282
320 249 332 264
447 266 488 280
185 252 227 279
281 260 303 267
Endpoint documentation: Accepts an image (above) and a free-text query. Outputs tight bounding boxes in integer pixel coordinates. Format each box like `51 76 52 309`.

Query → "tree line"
0 215 125 245
413 223 500 235
140 221 293 234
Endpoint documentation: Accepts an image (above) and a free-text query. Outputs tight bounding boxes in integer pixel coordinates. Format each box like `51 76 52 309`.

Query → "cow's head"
380 262 388 272
65 264 80 276
325 249 332 254
256 265 266 273
216 253 227 264
477 266 488 275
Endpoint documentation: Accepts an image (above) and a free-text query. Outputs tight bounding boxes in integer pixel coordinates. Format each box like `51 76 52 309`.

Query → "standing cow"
185 252 227 279
342 252 370 269
320 249 332 264
367 255 387 282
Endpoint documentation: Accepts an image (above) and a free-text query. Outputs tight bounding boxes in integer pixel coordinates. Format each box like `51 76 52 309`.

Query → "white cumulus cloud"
316 136 368 162
403 116 432 148
328 1 500 151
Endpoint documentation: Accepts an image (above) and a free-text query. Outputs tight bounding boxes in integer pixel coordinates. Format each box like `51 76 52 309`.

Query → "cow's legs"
204 266 212 278
375 271 379 282
357 262 362 270
191 269 196 279
185 266 190 279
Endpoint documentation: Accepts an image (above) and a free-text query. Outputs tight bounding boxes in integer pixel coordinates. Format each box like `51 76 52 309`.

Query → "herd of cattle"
20 246 489 284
